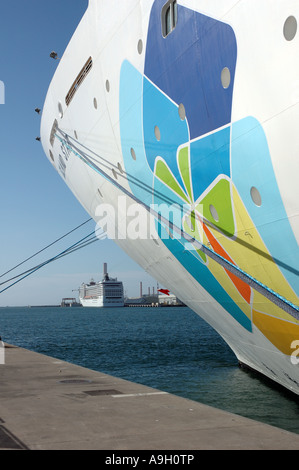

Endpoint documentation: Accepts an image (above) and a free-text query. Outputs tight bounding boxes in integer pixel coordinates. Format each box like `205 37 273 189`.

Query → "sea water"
1 306 299 434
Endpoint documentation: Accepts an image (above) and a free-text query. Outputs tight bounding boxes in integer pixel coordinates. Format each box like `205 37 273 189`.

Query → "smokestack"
152 286 154 295
140 282 142 298
148 287 150 296
103 263 107 275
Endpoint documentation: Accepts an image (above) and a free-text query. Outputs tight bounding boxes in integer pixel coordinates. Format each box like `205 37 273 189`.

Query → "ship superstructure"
41 1 299 394
79 263 124 307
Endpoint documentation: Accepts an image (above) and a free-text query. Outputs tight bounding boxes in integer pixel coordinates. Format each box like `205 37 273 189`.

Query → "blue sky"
0 0 158 306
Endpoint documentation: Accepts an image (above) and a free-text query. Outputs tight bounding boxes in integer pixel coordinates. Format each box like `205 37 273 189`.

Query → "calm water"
1 306 299 434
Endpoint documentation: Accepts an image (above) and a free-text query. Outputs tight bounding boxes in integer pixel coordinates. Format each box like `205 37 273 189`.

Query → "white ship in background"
41 1 299 394
79 263 124 307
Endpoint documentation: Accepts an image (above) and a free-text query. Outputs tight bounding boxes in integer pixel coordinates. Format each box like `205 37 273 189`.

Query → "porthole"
49 149 54 162
93 97 98 109
151 236 160 246
209 204 219 222
250 187 262 207
178 103 186 121
221 67 231 89
50 119 58 147
284 16 297 41
106 80 110 92
74 130 78 139
97 188 103 197
58 101 63 118
154 125 161 141
112 168 117 179
130 147 136 160
117 162 124 174
137 39 143 55
186 216 195 232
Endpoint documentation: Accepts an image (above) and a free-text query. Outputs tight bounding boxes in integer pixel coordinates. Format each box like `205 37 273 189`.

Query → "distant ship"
79 263 124 307
41 1 299 395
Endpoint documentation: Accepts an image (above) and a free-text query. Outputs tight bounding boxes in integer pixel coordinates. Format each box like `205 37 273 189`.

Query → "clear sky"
0 0 158 306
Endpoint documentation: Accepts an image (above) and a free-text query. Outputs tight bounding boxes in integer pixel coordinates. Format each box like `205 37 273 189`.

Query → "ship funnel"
103 263 107 276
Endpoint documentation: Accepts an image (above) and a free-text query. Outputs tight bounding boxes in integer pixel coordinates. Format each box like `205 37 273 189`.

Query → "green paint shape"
197 178 235 237
155 159 189 203
178 146 193 201
183 211 207 263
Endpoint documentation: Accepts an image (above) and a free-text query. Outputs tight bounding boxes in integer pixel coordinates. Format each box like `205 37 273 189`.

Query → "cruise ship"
41 1 299 394
79 263 124 307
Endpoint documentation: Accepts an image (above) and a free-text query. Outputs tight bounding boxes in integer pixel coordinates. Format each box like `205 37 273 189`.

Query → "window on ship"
162 0 178 38
162 0 178 37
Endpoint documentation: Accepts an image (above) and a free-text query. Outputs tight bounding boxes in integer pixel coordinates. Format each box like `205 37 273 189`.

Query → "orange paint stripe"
202 223 251 304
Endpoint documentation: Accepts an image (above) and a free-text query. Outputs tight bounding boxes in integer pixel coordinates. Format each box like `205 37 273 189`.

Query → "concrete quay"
0 344 299 450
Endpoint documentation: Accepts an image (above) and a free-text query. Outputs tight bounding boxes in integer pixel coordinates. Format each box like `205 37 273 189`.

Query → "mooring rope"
55 130 299 320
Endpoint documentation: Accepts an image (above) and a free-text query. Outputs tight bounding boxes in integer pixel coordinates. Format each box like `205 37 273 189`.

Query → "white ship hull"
79 298 124 308
41 1 299 394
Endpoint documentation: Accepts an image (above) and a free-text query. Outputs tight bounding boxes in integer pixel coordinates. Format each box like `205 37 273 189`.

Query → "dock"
1 344 299 450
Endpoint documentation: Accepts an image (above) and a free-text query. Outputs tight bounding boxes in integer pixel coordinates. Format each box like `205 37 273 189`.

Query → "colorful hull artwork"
120 3 299 351
41 1 299 394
